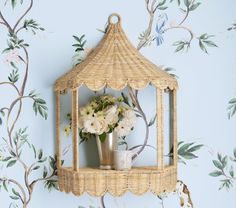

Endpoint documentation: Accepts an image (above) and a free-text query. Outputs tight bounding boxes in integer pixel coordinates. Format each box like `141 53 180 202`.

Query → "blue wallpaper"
0 0 236 207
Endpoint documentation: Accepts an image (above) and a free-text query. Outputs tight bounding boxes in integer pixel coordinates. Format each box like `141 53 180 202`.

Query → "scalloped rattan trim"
58 166 177 197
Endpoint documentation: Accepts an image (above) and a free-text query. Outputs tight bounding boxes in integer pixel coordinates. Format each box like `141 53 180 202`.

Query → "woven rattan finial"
108 13 121 24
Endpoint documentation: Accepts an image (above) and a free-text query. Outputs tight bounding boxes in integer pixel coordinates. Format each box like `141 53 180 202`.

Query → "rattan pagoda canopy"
54 13 178 92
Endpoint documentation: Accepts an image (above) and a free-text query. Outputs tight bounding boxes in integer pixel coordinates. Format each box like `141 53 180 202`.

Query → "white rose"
114 119 133 137
83 116 108 135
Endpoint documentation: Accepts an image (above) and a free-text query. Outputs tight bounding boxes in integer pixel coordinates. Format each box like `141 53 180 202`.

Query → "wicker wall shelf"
58 166 177 196
54 13 178 197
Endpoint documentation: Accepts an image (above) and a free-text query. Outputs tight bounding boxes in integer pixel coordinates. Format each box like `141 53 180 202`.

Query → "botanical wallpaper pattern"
0 0 235 208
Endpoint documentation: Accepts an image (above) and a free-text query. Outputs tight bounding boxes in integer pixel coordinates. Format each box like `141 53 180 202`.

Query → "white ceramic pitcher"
113 150 138 171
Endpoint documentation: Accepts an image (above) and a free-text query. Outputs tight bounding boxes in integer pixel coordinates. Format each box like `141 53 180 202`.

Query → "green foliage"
163 67 179 78
138 31 155 48
177 141 203 164
23 19 45 34
6 160 17 168
72 34 87 65
148 115 157 127
4 0 23 9
121 92 131 107
13 127 30 150
73 34 86 52
209 151 236 191
227 97 236 119
227 21 236 31
170 0 201 11
231 148 236 162
197 33 217 54
8 69 19 83
99 132 106 142
173 40 190 53
2 32 29 53
44 155 61 191
155 0 168 10
10 188 21 200
183 0 201 11
29 90 48 120
0 109 5 125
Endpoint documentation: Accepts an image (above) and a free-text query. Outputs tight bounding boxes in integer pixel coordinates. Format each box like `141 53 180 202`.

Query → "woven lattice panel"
58 166 177 196
54 14 178 91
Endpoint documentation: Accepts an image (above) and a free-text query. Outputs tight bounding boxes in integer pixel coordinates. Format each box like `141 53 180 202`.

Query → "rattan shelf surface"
58 166 177 196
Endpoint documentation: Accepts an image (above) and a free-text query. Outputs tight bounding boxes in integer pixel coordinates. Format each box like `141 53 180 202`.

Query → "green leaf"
12 188 20 197
188 144 203 152
213 160 223 170
10 195 19 200
199 33 208 39
178 142 194 155
3 180 8 191
148 114 157 126
199 40 208 53
221 156 227 168
32 165 40 171
43 166 48 178
229 166 234 178
175 44 184 52
189 2 201 11
209 170 222 177
32 144 37 158
38 149 43 160
39 157 47 163
121 92 130 106
7 160 17 168
203 40 217 47
11 0 17 9
181 152 197 159
183 0 190 7
217 153 222 162
158 6 168 10
99 132 106 143
233 148 236 158
2 156 12 161
229 98 236 104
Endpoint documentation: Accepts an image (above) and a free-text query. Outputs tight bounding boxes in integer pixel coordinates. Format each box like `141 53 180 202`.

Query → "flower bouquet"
79 95 136 141
78 94 136 169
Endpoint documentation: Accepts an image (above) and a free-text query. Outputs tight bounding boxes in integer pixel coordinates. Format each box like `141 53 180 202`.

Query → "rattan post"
72 89 79 171
156 88 164 169
172 89 177 166
56 91 61 169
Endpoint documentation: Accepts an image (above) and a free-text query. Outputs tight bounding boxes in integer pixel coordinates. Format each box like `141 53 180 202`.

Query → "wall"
0 0 236 208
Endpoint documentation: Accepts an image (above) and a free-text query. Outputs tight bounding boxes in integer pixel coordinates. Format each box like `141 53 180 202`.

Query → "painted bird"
155 13 168 46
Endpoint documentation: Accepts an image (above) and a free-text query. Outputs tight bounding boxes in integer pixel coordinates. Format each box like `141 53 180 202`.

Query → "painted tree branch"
164 25 194 43
0 11 13 32
0 82 20 95
128 88 149 160
101 195 106 208
137 0 157 50
0 1 56 208
0 178 27 205
12 0 33 32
